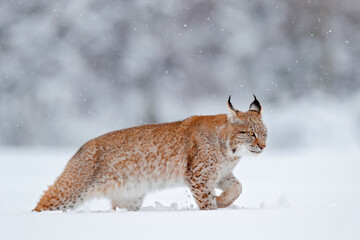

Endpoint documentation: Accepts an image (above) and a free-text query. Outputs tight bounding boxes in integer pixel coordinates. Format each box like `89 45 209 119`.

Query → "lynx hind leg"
111 195 145 211
216 174 242 208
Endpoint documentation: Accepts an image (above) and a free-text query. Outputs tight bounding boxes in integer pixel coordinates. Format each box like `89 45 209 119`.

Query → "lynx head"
226 95 267 155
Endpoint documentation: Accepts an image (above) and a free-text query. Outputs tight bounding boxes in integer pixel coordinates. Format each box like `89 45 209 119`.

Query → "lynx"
34 96 267 212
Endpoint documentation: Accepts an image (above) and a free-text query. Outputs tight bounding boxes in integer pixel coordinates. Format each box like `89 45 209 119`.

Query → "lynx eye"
249 132 255 137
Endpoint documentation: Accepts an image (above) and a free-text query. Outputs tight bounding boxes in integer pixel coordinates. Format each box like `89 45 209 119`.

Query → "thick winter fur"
34 96 267 211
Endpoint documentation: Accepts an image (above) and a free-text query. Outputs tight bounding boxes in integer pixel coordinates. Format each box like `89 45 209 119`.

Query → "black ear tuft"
228 95 236 112
249 94 262 114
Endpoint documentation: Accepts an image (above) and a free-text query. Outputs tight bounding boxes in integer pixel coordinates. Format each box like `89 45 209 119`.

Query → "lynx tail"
33 146 98 212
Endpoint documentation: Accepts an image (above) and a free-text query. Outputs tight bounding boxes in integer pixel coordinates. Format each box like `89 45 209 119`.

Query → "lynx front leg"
186 148 222 210
188 181 217 210
216 174 242 208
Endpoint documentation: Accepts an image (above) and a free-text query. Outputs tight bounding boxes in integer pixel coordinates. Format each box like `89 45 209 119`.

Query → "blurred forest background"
1 0 360 148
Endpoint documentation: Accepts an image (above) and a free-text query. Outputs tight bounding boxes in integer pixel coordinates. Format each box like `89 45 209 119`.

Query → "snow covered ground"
0 147 359 240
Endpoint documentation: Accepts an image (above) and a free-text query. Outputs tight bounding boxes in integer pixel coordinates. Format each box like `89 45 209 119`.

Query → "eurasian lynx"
34 96 267 211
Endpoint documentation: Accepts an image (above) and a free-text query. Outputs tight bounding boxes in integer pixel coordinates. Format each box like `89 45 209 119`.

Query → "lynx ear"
249 94 262 114
227 96 243 124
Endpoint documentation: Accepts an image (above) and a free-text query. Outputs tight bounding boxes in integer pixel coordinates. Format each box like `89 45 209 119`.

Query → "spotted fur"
34 97 267 212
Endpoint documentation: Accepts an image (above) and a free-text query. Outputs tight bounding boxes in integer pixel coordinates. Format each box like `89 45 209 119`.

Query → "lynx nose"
258 143 266 150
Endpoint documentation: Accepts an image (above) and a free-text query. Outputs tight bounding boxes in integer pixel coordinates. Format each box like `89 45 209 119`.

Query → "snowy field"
1 0 359 238
0 146 359 240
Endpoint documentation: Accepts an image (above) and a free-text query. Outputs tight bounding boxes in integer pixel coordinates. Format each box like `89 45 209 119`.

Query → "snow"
0 147 359 240
2 207 359 240
1 0 360 238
